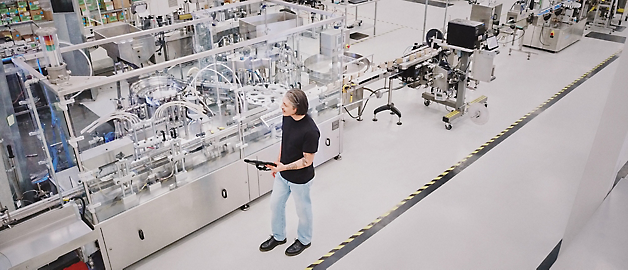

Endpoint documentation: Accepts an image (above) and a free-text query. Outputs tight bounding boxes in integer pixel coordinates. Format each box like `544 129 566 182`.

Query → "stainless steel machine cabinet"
0 1 345 269
470 2 503 30
522 0 587 52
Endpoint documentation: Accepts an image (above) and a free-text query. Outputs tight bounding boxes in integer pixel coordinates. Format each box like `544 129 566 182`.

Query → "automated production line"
0 0 502 268
0 2 347 269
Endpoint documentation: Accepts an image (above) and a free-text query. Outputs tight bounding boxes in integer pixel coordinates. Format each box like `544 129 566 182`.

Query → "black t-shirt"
279 114 320 184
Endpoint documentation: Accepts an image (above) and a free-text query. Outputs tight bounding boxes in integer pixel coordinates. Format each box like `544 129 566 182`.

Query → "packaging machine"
341 19 496 129
0 1 348 269
520 0 587 52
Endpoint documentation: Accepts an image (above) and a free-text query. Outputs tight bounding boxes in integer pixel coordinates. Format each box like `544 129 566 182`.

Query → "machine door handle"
138 229 145 240
222 189 228 198
325 138 331 146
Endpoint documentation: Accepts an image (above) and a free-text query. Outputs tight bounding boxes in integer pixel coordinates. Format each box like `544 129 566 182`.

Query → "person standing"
259 89 320 256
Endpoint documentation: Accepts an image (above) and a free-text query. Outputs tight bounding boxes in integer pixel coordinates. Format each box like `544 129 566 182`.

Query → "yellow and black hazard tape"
306 51 622 270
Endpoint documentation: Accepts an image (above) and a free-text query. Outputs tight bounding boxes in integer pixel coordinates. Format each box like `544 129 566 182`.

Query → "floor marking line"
307 52 621 270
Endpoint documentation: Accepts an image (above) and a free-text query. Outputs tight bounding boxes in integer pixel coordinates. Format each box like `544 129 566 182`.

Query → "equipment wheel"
424 100 431 106
445 123 452 130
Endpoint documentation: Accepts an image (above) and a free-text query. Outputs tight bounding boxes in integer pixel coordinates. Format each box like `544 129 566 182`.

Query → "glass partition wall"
2 0 345 227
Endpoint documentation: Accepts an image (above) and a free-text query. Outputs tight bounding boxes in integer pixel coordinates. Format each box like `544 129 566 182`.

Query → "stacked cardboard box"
17 1 27 12
19 11 31 22
0 30 12 39
29 9 43 20
27 0 39 10
0 0 51 25
100 0 114 11
21 33 36 42
108 12 117 22
42 9 52 20
112 0 130 9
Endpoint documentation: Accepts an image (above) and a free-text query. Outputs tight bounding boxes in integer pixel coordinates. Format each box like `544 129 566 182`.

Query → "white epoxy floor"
552 179 628 269
127 0 628 269
331 40 621 270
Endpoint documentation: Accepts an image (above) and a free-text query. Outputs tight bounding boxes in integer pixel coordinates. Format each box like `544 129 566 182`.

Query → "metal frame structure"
0 2 347 269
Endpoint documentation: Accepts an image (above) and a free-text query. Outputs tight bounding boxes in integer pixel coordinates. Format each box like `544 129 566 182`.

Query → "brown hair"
285 89 309 115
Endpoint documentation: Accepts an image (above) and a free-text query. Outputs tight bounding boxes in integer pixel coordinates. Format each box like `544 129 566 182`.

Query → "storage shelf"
0 19 53 28
82 7 126 16
101 8 126 13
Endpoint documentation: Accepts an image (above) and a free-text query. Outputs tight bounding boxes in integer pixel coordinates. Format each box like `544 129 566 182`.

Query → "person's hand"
267 162 284 178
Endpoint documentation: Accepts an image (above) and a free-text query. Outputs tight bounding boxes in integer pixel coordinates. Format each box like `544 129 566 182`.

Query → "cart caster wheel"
240 204 250 211
484 103 488 107
445 123 452 130
357 117 363 121
424 100 431 106
334 155 342 160
372 118 378 121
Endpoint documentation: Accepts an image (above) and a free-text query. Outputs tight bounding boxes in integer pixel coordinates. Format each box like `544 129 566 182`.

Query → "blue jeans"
270 173 313 245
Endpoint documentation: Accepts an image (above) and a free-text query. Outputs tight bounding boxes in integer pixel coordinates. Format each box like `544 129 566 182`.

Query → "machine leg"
240 204 250 211
373 103 402 125
357 104 364 121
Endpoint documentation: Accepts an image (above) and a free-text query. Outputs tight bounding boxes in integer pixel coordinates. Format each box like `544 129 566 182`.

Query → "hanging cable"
58 40 93 76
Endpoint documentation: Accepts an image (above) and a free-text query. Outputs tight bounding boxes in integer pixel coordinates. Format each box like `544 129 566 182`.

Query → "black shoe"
260 236 286 252
285 239 311 256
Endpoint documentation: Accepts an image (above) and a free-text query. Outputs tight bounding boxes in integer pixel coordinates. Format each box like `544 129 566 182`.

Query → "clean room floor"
127 0 628 269
551 178 628 270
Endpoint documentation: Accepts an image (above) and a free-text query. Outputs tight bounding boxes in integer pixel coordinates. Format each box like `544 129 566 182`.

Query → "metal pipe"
387 76 393 103
23 79 63 204
443 0 449 33
0 182 84 226
59 96 86 172
11 58 46 80
374 1 378 36
3 143 22 201
53 15 345 96
21 0 266 60
423 0 429 40
82 180 98 224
